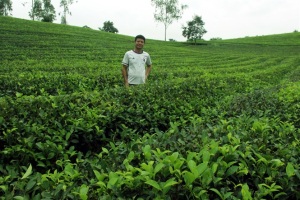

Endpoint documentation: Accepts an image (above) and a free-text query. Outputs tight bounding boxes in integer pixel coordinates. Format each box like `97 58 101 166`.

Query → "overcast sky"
11 0 300 41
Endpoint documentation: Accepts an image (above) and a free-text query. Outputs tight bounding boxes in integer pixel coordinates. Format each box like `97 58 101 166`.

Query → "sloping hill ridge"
0 16 299 92
0 16 190 62
215 32 300 46
1 16 299 62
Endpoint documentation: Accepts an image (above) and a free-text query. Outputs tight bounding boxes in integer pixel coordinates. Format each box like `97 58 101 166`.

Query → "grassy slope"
1 16 299 128
1 16 300 60
215 32 300 45
1 16 299 88
0 16 189 61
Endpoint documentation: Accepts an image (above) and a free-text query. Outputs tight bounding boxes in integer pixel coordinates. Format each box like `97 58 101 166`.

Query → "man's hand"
145 65 152 82
122 65 129 87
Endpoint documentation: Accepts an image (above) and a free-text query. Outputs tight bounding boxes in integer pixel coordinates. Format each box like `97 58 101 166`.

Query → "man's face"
135 38 145 49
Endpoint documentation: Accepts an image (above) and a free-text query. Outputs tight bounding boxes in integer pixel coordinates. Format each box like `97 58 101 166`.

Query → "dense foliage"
182 15 207 44
0 0 12 16
99 21 118 33
151 0 187 41
0 17 300 199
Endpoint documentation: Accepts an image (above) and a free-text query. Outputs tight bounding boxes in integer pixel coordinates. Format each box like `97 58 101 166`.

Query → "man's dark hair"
135 35 146 43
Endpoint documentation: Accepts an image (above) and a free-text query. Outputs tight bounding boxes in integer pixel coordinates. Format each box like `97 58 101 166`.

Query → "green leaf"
102 147 109 154
183 171 196 185
197 162 208 176
141 161 154 173
169 152 179 163
13 196 24 200
65 130 73 141
79 184 89 200
226 165 239 176
107 172 119 189
145 180 161 191
93 170 106 181
142 145 152 160
21 164 32 179
35 142 44 150
154 163 165 176
47 152 55 159
107 177 118 189
202 169 213 186
162 178 178 194
25 179 36 191
96 181 106 188
64 164 74 176
210 188 223 199
16 92 23 98
187 152 196 162
241 183 253 200
127 151 135 162
286 162 295 177
163 178 178 188
0 185 7 192
212 163 218 174
174 159 184 170
274 192 288 199
188 160 198 176
224 192 233 199
202 150 210 163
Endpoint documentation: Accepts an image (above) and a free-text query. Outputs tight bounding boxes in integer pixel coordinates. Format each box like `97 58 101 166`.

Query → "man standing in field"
122 35 152 87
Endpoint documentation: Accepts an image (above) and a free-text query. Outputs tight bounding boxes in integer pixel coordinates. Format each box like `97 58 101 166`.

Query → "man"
121 35 152 87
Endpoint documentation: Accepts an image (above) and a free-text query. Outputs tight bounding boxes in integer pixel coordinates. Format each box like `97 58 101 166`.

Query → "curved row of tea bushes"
1 81 299 199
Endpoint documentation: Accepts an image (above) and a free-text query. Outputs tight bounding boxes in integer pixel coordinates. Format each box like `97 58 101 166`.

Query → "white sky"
11 0 300 41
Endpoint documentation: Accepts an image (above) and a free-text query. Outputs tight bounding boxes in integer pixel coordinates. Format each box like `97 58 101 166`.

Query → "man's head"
134 35 146 51
135 35 146 43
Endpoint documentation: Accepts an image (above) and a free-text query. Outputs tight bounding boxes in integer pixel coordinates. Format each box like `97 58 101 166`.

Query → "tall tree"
29 0 42 20
99 21 118 33
182 15 207 44
151 0 187 41
29 0 55 22
60 0 76 24
41 0 56 22
0 0 13 16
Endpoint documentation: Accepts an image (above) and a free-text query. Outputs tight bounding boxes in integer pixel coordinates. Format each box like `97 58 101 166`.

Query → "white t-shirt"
122 50 152 84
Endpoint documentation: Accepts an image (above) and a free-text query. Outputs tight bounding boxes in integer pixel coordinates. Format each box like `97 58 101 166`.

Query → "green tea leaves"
286 162 295 178
21 164 32 179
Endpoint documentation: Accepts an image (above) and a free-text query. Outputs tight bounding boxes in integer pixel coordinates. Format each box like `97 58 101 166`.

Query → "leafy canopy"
0 0 12 16
29 0 56 22
100 21 119 33
151 0 187 41
60 0 77 24
182 15 207 44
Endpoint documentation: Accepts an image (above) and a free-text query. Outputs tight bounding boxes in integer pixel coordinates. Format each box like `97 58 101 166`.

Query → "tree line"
101 0 207 43
0 0 76 24
1 0 207 42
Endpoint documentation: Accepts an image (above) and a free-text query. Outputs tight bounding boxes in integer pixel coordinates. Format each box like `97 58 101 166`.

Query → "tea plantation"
0 16 300 199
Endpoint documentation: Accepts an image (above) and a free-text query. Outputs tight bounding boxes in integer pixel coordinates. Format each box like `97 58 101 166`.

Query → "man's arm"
122 65 129 87
145 65 152 82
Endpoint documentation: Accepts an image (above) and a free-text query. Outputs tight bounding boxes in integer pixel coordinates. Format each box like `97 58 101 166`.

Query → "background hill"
1 16 299 93
0 16 300 199
212 32 300 46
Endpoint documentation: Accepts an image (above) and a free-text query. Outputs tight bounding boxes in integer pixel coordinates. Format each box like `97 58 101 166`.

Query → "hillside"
1 16 299 92
1 16 299 62
0 16 300 199
0 17 189 61
212 32 300 46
